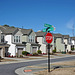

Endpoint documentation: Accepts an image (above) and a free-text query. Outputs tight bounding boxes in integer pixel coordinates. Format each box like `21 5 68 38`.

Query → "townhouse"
0 26 26 57
71 37 75 50
21 29 40 54
63 35 71 52
35 31 54 53
0 25 74 57
0 26 10 57
53 33 65 52
0 25 40 57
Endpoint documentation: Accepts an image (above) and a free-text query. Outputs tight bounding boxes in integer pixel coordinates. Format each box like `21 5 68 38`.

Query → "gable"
14 30 22 36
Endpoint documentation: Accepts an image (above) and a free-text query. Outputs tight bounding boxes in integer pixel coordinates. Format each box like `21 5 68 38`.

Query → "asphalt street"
0 56 75 75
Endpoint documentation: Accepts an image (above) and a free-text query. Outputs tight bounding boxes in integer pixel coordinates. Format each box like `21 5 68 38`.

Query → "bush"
68 51 71 54
52 49 56 53
71 48 75 51
33 53 38 56
20 55 23 57
22 51 30 56
37 50 42 54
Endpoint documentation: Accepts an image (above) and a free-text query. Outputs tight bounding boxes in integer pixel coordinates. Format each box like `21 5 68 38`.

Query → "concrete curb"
0 55 75 65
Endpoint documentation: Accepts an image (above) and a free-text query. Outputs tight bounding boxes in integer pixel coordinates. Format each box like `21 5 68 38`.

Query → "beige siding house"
21 29 40 54
53 34 65 52
35 32 54 53
63 35 71 52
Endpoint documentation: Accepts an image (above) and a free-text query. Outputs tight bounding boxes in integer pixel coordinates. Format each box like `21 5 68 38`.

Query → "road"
0 56 75 75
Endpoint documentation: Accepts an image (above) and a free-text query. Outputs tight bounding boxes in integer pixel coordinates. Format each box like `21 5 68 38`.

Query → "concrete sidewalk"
0 54 75 65
15 61 75 75
15 54 75 75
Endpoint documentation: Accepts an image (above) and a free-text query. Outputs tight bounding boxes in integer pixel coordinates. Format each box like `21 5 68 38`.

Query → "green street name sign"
43 28 46 32
47 27 54 31
43 24 55 32
44 24 53 27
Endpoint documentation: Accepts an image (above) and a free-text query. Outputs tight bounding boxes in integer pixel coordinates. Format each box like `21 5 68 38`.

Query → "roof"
21 29 32 35
35 32 46 37
0 26 18 34
63 35 69 38
71 37 75 40
0 25 33 35
52 33 62 38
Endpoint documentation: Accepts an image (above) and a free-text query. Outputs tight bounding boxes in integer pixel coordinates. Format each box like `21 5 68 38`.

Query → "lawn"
34 60 75 75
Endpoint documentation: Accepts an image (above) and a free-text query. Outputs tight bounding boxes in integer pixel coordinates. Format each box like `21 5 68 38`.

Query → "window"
29 36 35 42
1 35 4 43
14 36 20 43
54 37 56 43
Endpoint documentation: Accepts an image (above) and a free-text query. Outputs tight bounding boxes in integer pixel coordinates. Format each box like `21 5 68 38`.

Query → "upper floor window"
29 35 35 43
14 36 20 43
1 35 4 43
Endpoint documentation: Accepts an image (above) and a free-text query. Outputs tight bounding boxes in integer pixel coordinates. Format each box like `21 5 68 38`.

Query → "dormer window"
29 35 35 43
14 36 20 43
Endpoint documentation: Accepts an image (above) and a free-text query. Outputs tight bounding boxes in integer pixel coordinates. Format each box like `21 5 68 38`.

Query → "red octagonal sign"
45 33 53 43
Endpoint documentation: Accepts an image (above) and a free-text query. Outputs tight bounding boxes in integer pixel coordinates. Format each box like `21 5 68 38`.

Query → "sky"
0 0 75 36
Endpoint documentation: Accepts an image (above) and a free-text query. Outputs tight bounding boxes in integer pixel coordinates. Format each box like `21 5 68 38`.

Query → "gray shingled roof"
71 37 75 40
21 29 32 35
52 33 62 37
35 32 46 37
35 32 63 38
0 26 18 34
63 35 69 38
0 26 33 35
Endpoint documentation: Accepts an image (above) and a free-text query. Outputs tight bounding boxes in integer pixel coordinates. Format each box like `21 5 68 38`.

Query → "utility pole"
22 26 23 29
72 24 74 37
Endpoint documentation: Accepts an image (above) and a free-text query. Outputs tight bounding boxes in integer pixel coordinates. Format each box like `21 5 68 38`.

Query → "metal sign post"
48 44 50 72
43 24 55 72
45 32 53 72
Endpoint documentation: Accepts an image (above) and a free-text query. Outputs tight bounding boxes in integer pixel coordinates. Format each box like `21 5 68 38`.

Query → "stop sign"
45 33 53 43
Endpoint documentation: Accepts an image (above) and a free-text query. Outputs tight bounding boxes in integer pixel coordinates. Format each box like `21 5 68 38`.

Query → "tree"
3 24 9 27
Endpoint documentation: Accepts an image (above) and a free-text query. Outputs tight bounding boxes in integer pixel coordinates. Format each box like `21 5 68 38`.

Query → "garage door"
32 47 37 53
18 48 23 57
0 48 3 57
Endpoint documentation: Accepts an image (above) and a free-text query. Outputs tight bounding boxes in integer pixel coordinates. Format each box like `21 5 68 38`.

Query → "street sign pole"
45 32 53 72
48 43 50 72
43 24 54 72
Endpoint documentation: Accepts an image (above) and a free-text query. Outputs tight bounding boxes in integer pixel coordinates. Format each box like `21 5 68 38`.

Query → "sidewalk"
0 54 75 65
15 54 75 75
15 61 75 75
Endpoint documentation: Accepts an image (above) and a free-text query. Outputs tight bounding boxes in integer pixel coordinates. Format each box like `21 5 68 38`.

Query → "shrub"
52 49 56 53
22 51 30 56
43 53 47 55
20 55 23 57
37 50 42 54
68 51 71 54
71 48 75 51
33 53 38 56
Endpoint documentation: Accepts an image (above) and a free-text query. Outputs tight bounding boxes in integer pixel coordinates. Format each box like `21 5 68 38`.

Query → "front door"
5 47 9 57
